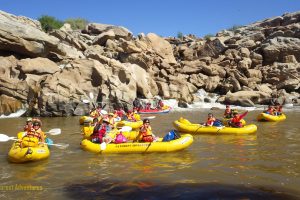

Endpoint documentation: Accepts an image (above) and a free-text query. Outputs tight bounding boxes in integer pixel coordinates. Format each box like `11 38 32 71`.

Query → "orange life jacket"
26 130 42 139
140 125 152 137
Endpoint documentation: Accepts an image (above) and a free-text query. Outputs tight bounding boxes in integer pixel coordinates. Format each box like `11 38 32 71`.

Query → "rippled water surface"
0 109 299 199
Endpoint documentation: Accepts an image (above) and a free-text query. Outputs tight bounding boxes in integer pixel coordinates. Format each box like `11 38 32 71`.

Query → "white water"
0 90 297 119
163 89 298 112
0 108 26 119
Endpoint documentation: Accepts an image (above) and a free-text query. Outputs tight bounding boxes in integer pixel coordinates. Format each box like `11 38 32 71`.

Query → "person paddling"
224 105 232 118
228 110 248 128
264 105 275 115
21 120 46 147
138 119 156 142
91 119 111 143
23 118 33 132
203 113 216 127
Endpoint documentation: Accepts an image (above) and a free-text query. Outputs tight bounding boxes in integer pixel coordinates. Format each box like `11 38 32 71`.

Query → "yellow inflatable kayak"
79 116 94 125
8 141 50 163
257 113 286 122
115 120 143 129
82 126 140 140
80 134 193 154
173 117 257 135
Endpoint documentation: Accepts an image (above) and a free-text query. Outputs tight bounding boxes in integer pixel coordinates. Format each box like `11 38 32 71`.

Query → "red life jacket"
206 117 216 126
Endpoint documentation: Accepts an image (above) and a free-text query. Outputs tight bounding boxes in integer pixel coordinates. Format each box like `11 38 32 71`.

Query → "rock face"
0 10 299 116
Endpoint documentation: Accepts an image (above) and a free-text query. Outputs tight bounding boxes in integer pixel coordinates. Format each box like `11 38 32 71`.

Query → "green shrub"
177 31 183 39
227 25 243 32
204 34 214 40
38 15 63 32
64 18 89 30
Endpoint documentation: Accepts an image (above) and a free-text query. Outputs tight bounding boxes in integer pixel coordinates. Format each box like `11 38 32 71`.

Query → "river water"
0 108 299 199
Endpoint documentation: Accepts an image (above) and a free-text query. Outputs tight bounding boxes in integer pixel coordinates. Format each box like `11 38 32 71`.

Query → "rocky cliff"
0 10 299 116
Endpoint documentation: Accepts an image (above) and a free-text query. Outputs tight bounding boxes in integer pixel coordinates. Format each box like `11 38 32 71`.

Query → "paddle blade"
82 99 90 103
0 134 11 142
47 128 61 135
48 143 69 149
100 142 106 150
89 92 94 100
0 134 17 142
144 116 156 119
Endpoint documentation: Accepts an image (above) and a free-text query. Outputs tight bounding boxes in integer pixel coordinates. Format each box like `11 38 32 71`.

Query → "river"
0 108 299 199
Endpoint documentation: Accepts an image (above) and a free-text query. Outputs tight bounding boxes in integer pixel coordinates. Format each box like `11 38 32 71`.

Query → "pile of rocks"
0 10 299 116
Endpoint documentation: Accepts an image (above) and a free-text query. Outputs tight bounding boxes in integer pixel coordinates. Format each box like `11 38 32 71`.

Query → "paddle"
0 134 18 142
144 116 156 119
45 128 61 136
42 142 69 149
82 99 90 104
89 92 97 108
100 126 133 150
0 134 69 149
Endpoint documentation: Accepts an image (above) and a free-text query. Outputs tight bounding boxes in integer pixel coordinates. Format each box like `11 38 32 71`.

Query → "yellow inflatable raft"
115 120 143 129
173 117 257 135
7 132 50 163
8 141 50 163
79 116 94 125
257 113 286 122
80 134 193 154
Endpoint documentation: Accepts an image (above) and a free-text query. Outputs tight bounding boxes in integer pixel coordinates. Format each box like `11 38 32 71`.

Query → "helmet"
102 118 109 123
143 119 150 124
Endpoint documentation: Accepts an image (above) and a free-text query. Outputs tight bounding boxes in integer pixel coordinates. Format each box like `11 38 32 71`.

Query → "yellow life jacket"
21 136 39 147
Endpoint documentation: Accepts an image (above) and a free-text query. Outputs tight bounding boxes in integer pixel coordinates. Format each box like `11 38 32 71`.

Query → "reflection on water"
0 110 299 199
65 180 300 200
10 161 49 181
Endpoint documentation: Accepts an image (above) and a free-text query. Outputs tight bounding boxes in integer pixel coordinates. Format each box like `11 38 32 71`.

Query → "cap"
143 119 150 123
26 117 32 122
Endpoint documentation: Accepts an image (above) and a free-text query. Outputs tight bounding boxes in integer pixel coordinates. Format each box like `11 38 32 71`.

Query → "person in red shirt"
91 119 110 143
228 111 248 128
265 105 275 115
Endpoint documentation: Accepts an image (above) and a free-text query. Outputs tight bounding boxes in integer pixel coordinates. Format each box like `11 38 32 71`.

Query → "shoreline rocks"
0 10 299 116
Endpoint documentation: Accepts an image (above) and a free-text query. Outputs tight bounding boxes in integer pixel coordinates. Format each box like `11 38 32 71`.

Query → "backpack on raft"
213 120 223 127
114 132 127 144
162 130 180 142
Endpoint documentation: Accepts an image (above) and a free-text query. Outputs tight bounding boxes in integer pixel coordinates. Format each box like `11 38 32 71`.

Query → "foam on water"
0 108 26 119
164 89 299 112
